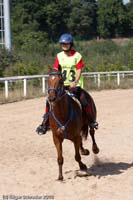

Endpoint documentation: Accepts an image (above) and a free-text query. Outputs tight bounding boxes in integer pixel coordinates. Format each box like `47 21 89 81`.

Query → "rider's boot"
36 112 49 135
90 121 99 129
85 105 99 129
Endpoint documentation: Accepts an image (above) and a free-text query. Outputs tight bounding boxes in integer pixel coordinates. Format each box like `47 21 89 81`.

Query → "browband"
49 71 62 75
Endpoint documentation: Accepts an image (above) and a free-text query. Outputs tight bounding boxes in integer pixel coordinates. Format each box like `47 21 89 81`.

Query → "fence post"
5 80 8 98
42 77 45 93
117 73 120 86
107 73 110 81
23 78 27 97
94 74 97 84
97 73 100 88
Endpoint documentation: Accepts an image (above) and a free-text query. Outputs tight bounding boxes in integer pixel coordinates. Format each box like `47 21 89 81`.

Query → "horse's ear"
58 64 62 72
48 65 53 72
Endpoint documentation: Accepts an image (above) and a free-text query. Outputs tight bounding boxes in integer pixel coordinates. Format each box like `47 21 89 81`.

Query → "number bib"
57 51 84 88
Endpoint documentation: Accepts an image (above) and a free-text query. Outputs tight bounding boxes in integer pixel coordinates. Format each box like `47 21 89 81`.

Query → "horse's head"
48 65 64 102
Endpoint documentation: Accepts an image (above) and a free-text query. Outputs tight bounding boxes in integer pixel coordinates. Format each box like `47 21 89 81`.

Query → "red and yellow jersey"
54 50 84 88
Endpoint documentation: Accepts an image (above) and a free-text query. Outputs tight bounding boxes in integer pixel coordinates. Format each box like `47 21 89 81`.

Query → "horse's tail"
81 124 89 140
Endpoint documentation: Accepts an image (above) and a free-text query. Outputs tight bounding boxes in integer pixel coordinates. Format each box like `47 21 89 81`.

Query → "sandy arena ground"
0 89 133 200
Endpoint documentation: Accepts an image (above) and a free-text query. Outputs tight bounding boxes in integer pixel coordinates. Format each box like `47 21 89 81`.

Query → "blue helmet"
59 33 73 44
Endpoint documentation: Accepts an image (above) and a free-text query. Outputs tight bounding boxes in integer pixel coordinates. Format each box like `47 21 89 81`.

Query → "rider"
36 33 98 135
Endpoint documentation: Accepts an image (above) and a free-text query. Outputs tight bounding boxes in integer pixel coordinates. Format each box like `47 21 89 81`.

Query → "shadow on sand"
64 157 133 179
88 157 133 177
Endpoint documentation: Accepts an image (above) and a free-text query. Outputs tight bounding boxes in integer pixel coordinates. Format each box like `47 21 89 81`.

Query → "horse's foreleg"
89 128 99 154
74 137 87 171
53 135 64 181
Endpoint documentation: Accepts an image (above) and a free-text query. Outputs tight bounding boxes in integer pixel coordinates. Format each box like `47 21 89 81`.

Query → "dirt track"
0 89 133 200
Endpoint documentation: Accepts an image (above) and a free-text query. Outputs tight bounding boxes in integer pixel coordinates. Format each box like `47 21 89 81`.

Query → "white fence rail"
0 71 133 99
0 74 48 99
83 71 133 88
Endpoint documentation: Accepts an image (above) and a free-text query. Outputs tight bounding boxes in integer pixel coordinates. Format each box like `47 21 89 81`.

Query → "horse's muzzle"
48 95 56 102
48 87 58 102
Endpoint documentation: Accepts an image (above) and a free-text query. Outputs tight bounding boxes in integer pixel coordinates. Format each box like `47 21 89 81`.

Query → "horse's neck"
53 94 70 117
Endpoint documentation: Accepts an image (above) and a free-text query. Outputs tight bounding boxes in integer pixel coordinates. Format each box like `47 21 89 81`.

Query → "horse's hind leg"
90 128 99 154
53 135 64 181
74 137 87 171
80 136 90 156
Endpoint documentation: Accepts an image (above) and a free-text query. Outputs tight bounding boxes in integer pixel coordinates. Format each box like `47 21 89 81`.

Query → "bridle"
48 71 74 138
48 71 64 99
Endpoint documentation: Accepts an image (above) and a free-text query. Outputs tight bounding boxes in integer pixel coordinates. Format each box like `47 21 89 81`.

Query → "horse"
47 66 99 180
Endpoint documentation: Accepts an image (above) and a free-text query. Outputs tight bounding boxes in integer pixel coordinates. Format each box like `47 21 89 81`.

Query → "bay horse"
48 66 99 180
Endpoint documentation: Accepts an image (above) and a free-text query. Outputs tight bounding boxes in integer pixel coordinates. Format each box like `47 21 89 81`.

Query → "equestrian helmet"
59 33 73 44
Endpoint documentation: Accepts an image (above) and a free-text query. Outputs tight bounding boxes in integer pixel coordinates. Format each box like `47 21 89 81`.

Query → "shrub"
0 48 19 77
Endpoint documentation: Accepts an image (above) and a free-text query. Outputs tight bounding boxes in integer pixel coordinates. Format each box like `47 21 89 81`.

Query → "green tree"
11 1 48 50
11 0 98 44
67 0 97 39
97 0 126 38
43 0 71 41
124 0 133 37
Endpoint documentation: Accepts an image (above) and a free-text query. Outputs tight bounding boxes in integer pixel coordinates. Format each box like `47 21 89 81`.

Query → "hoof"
92 145 100 154
57 176 64 181
75 170 92 178
80 163 87 171
81 149 90 156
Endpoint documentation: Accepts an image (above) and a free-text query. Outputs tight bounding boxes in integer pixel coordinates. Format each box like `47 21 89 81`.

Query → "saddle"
66 87 98 129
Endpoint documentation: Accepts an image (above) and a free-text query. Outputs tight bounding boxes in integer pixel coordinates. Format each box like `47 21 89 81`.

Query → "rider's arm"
53 56 59 69
69 68 82 88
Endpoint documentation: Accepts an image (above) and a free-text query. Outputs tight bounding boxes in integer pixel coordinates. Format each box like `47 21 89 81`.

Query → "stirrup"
36 124 48 135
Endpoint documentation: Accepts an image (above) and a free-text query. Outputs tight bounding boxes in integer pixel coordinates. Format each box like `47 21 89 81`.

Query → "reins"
49 95 73 139
48 70 74 138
